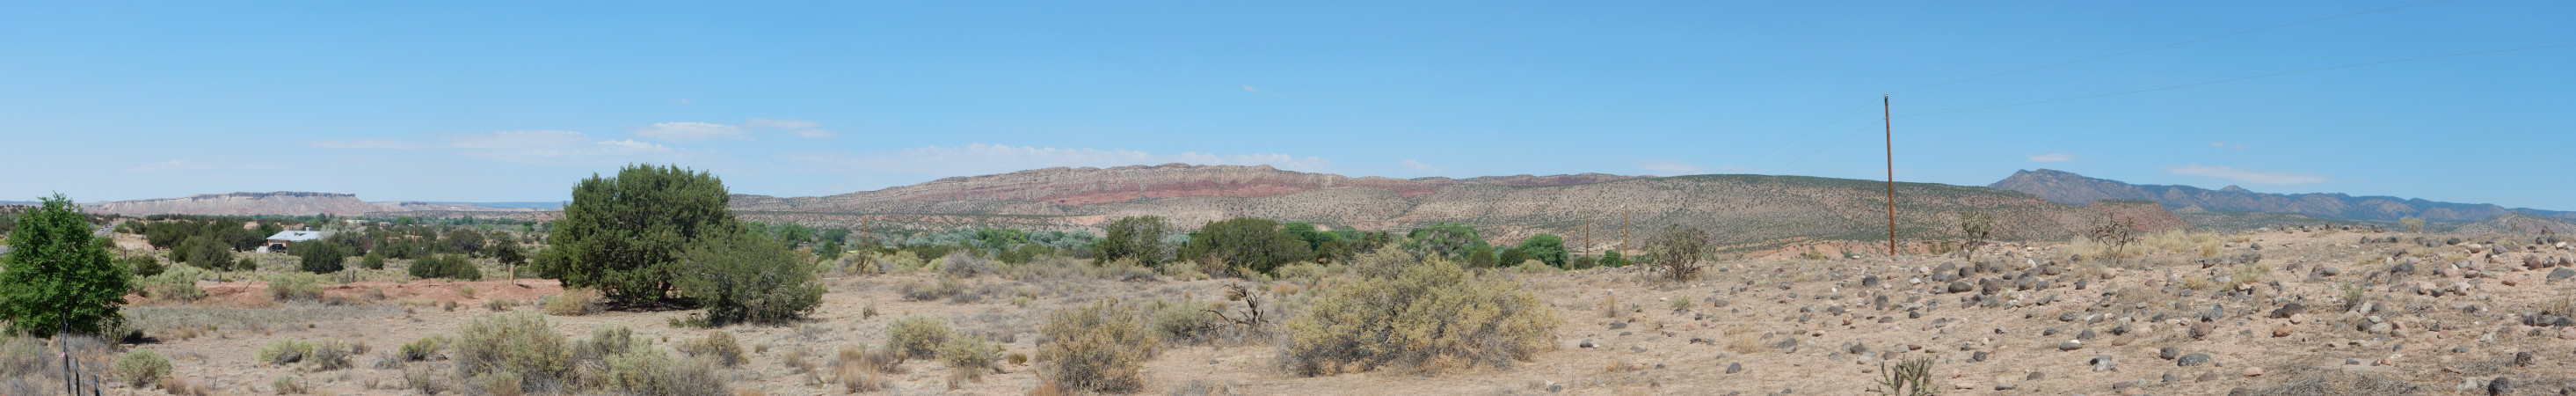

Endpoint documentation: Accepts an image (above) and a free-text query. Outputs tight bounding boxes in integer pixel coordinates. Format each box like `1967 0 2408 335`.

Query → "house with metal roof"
261 230 328 253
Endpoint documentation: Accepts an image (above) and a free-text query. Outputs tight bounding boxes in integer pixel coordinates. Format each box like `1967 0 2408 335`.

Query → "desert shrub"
471 371 524 396
113 348 173 387
1095 216 1170 268
293 240 347 273
938 336 1001 380
121 253 166 278
885 316 954 360
2139 231 2223 257
273 375 305 394
1867 357 1938 395
411 253 484 281
900 276 966 302
1037 298 1156 393
675 231 826 326
939 251 993 277
266 273 324 301
1279 256 1559 376
400 335 449 361
606 347 728 396
136 266 208 302
309 340 357 370
0 194 132 337
360 251 387 270
259 340 318 366
1643 224 1708 281
1150 299 1222 345
455 312 572 392
543 288 602 316
678 331 746 367
2228 263 2270 289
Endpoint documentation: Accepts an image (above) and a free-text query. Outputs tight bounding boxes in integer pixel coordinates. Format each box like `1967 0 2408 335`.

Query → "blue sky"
4 1 2569 209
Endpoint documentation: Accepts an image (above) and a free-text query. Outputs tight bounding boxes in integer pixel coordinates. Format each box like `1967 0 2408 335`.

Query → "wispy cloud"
745 118 836 138
1241 85 1260 92
789 143 1331 177
2163 164 2325 185
315 130 695 166
634 121 752 142
1401 159 1444 173
1634 161 1745 176
2027 153 2075 162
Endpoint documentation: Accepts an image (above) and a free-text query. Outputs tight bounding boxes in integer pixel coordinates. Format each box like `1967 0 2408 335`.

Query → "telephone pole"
1883 94 1897 256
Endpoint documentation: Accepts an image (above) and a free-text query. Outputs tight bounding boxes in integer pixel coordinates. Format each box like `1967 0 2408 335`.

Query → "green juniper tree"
535 164 741 304
0 194 132 337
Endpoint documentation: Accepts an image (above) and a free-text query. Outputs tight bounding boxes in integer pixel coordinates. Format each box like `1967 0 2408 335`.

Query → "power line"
1898 43 2576 118
1890 0 2466 94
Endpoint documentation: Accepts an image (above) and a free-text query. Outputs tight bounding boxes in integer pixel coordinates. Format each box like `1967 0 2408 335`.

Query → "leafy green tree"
1601 251 1632 268
120 253 165 277
815 241 844 261
1313 239 1354 264
1401 223 1487 260
294 239 347 273
1095 216 1169 267
1466 246 1498 268
411 253 483 280
360 250 387 270
1180 217 1313 276
0 194 131 337
490 240 527 278
536 164 742 304
1516 234 1568 268
675 231 825 326
176 234 235 270
1495 247 1528 268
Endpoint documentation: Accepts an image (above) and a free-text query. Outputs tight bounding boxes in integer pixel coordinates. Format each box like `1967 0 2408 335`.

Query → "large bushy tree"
1094 216 1168 267
1401 223 1487 260
1516 234 1568 268
1643 224 1708 281
0 194 131 337
1180 217 1312 276
293 238 347 273
536 164 741 304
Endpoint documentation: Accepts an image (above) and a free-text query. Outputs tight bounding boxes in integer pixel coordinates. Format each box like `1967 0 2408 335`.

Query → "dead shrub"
543 288 602 316
1279 257 1558 376
679 331 747 367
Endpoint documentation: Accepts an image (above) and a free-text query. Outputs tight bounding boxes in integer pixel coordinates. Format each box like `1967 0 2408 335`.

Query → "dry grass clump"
1279 257 1559 377
399 335 449 362
678 331 746 367
899 277 968 302
884 316 955 360
455 312 571 392
1150 299 1223 345
2228 263 2270 289
113 348 173 387
938 336 1001 381
1037 298 1158 393
543 288 602 316
137 266 209 302
258 340 318 367
2139 231 2225 257
604 346 728 396
265 273 324 301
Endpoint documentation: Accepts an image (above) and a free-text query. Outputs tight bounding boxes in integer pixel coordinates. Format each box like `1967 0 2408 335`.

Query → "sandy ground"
75 228 2576 395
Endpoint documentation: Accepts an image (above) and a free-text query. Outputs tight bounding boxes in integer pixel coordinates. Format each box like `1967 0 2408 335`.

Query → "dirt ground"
77 228 2576 395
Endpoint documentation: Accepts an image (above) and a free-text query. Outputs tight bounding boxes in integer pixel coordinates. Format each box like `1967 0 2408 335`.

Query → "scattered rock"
1728 362 1743 374
2078 328 2098 340
2058 340 2083 351
2550 268 2574 282
2190 321 2214 339
2027 371 2044 380
1579 340 1596 348
2268 303 2306 319
1994 384 2017 391
1861 275 1881 287
2158 347 2180 360
2272 325 2292 338
2243 367 2263 378
2178 353 2211 367
2488 377 2513 395
2090 355 2116 371
1971 351 1989 363
1947 281 1975 294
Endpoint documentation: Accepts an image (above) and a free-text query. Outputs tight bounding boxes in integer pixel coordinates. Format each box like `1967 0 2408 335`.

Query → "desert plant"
113 348 174 387
2401 216 2426 233
411 253 484 281
360 251 387 270
1955 209 1995 260
535 164 743 304
0 194 132 337
266 273 324 301
455 312 572 392
293 239 347 273
673 231 826 326
1644 224 1709 281
1151 299 1223 345
121 253 166 278
259 340 319 366
1095 216 1170 268
1866 357 1939 396
400 335 449 361
1180 217 1314 276
2086 215 2138 264
1037 298 1156 393
1280 256 1558 377
543 288 602 316
273 375 305 394
606 346 728 396
939 251 993 277
678 331 746 367
136 266 208 302
885 316 955 360
938 336 1001 381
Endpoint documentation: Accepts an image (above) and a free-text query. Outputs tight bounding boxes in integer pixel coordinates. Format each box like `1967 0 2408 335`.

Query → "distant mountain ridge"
1988 169 2575 223
728 164 2189 250
81 192 540 216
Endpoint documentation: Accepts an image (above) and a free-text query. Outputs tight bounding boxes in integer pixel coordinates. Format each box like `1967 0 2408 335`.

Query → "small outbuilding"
262 230 326 253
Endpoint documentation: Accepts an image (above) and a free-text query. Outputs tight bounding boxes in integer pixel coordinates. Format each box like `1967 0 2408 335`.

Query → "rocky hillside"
731 165 2189 251
1989 169 2575 223
83 192 538 216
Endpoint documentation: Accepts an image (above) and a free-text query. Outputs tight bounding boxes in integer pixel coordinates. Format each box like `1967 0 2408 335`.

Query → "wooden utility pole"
1884 94 1897 256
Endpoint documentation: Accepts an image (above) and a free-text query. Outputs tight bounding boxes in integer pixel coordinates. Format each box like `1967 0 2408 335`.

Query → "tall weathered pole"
1884 94 1897 256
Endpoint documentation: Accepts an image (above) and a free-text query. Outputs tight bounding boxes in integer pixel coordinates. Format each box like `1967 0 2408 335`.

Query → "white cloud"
633 121 751 142
789 143 1332 177
2027 153 2075 162
315 130 698 166
1241 85 1261 92
746 118 820 129
1401 159 1444 173
2162 164 2325 185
